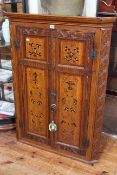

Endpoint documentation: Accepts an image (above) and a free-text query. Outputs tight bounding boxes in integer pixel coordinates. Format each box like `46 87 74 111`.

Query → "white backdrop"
28 0 98 17
28 0 43 14
82 0 98 17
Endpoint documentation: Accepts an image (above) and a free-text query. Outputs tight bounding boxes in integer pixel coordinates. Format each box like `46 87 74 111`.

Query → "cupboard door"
16 26 50 145
24 67 49 144
52 29 93 155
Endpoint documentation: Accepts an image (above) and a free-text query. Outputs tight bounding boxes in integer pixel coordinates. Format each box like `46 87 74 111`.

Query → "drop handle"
50 104 56 112
49 121 57 132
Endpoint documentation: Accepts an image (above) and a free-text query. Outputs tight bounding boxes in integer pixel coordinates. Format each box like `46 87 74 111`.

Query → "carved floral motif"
60 40 85 66
26 68 48 136
64 45 79 62
26 37 45 59
22 27 50 36
58 74 82 146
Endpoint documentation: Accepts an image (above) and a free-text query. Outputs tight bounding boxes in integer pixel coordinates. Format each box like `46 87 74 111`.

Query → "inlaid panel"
26 67 48 137
60 40 85 66
57 73 83 147
25 37 45 60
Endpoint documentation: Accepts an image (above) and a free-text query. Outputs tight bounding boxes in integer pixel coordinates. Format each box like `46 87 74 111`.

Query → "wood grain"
9 13 115 162
26 68 49 137
6 12 116 24
0 131 117 175
91 28 112 160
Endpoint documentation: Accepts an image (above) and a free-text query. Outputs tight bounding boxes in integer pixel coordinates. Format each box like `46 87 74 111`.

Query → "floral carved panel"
25 37 45 60
60 39 85 66
57 74 83 147
26 67 48 137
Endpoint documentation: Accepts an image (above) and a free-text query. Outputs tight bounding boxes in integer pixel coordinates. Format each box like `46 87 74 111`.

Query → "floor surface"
103 96 117 135
0 131 117 175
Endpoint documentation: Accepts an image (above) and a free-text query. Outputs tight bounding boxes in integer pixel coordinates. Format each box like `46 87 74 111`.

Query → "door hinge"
92 50 97 60
14 39 20 48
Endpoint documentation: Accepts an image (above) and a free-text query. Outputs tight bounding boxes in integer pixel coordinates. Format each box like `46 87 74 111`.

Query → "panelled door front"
16 26 51 146
15 24 94 155
49 28 94 155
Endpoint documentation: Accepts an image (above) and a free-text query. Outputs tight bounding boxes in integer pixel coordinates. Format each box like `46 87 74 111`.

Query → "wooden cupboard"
8 13 116 163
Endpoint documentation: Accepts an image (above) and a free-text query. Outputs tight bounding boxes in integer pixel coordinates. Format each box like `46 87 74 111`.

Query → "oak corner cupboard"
8 13 116 163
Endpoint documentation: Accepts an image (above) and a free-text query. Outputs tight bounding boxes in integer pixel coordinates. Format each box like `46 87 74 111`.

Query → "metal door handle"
49 121 57 132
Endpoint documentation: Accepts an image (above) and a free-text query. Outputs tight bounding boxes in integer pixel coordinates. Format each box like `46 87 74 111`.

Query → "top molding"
6 12 117 25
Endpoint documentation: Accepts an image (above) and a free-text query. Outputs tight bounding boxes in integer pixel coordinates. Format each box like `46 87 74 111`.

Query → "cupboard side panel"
91 28 112 160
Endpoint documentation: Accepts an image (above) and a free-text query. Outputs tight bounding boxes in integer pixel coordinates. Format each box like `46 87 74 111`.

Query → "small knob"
50 104 56 112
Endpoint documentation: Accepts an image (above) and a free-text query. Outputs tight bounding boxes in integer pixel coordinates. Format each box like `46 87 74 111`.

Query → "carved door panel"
15 25 94 152
16 27 50 145
52 29 93 155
